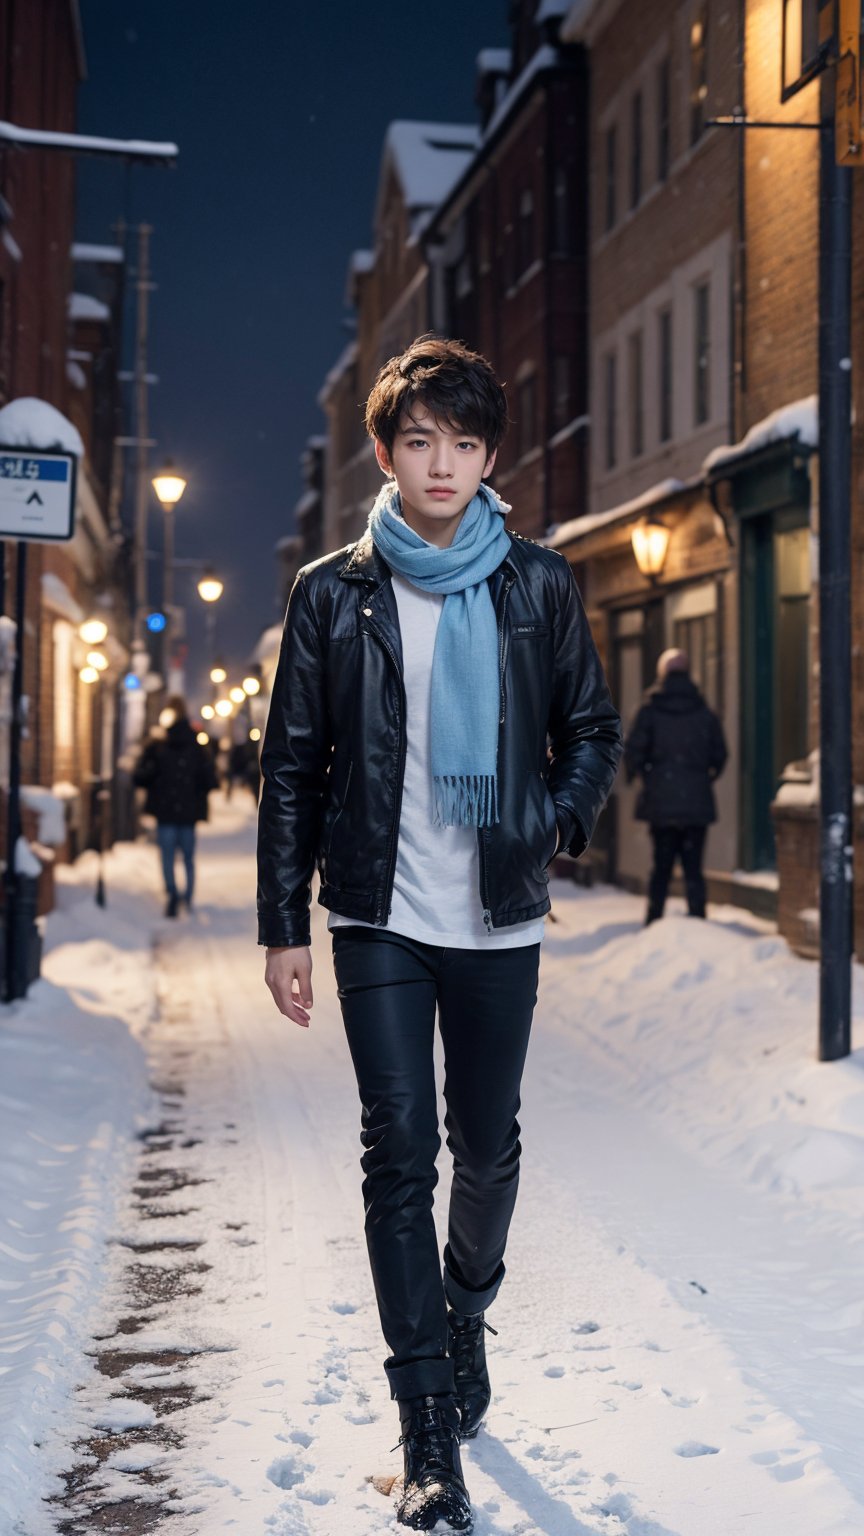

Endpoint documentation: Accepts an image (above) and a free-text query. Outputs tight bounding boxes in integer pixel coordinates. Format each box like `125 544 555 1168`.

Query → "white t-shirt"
328 572 546 950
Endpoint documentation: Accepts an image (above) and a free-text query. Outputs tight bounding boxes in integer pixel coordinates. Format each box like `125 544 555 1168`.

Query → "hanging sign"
0 448 77 542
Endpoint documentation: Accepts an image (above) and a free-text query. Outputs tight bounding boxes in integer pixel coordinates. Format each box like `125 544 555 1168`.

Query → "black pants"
332 927 540 1402
647 824 708 920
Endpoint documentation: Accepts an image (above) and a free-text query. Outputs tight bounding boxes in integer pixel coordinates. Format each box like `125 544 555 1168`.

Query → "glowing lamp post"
152 460 187 674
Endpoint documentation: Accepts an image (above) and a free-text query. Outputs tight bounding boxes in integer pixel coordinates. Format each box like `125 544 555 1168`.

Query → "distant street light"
197 567 224 604
80 616 109 646
152 460 187 509
214 698 233 718
250 727 261 743
79 665 99 685
196 730 210 746
243 675 261 696
210 663 227 685
201 703 215 721
86 649 109 672
229 685 246 705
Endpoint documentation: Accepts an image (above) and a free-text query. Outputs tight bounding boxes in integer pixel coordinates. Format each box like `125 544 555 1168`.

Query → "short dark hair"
365 334 509 456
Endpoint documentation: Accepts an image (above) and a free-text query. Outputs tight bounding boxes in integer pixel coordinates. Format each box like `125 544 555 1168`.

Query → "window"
517 187 535 276
518 374 537 458
674 610 719 709
657 56 671 181
690 7 709 146
604 351 618 470
628 330 644 457
552 354 573 430
605 124 618 232
551 166 571 256
630 91 643 209
694 279 711 425
658 307 673 442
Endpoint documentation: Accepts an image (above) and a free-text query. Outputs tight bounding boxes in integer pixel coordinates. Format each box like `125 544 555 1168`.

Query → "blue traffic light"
123 671 143 691
146 611 167 633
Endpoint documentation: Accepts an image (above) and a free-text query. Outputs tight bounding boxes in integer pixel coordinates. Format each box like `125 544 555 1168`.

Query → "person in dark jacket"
258 335 622 1533
625 648 727 925
133 695 217 917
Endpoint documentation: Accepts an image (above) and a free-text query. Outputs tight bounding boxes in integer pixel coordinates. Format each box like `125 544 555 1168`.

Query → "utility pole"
817 71 853 1061
133 224 153 637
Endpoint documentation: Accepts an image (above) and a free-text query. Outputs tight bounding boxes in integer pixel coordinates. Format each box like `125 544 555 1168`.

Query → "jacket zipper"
480 572 517 933
366 609 407 924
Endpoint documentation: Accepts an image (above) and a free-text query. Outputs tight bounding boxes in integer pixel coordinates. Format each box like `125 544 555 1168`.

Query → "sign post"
0 446 77 1001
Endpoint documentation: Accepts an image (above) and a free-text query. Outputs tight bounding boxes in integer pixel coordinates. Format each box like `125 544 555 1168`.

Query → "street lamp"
80 616 109 646
631 517 671 580
229 685 246 705
214 698 233 719
201 703 215 721
210 663 227 685
197 567 223 604
152 459 188 682
197 568 224 697
243 675 261 696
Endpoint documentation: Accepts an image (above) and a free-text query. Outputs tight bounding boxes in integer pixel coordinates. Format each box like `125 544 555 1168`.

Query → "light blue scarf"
368 480 511 827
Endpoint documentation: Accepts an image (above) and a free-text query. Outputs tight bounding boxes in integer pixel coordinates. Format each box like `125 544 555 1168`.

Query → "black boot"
448 1308 496 1439
165 892 178 918
395 1394 472 1532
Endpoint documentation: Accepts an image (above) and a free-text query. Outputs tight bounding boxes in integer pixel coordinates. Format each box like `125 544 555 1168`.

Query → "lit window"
690 7 709 146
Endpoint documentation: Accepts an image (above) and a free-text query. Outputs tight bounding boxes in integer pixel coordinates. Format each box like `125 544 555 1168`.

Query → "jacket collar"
337 528 519 585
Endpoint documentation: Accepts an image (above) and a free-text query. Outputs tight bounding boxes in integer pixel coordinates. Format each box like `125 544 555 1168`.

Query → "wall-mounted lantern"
631 517 671 579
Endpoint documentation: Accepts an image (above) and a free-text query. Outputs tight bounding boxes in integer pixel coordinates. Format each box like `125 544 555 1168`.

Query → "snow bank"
68 292 110 324
0 845 158 1533
71 242 124 264
0 398 84 458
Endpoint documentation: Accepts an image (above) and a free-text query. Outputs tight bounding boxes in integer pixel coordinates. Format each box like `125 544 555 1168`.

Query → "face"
375 410 497 547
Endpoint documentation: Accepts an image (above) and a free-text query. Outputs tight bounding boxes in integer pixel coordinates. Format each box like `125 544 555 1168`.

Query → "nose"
428 440 454 478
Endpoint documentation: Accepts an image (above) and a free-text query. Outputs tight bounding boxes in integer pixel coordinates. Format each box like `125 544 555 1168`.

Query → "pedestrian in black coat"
133 696 217 917
624 649 727 924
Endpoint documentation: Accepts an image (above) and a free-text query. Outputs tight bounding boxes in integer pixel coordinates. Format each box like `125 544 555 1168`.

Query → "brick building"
0 1 133 895
424 1 589 538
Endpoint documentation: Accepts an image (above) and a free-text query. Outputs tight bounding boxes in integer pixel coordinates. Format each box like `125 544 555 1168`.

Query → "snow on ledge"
69 291 111 323
72 242 124 263
546 478 686 549
0 119 177 160
0 398 84 457
21 786 67 846
704 395 818 475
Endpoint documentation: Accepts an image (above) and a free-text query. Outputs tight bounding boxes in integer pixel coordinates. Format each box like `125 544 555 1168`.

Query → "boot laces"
391 1398 461 1459
451 1314 497 1377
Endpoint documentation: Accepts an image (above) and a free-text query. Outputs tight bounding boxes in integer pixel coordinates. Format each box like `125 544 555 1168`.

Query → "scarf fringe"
433 774 499 829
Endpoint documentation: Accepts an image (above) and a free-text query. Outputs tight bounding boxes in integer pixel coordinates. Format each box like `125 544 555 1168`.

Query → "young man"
258 336 622 1532
133 695 216 917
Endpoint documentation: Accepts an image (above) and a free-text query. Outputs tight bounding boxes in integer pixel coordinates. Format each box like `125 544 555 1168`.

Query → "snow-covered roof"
703 396 818 475
350 249 374 274
66 360 87 391
483 45 560 142
68 292 111 323
0 398 84 457
71 242 124 264
477 47 512 74
0 119 178 162
295 488 319 518
381 121 480 219
548 478 688 549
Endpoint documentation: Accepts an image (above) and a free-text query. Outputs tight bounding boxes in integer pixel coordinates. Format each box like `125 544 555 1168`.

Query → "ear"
374 438 394 477
483 447 498 478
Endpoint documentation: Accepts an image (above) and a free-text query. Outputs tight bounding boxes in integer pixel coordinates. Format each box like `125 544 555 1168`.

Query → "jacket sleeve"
546 558 623 858
624 704 653 783
132 743 157 788
257 571 332 946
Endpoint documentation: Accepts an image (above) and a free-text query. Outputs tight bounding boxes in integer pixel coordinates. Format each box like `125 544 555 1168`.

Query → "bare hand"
265 945 313 1027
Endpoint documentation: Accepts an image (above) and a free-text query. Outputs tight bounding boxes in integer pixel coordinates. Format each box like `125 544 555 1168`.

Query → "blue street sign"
0 448 77 541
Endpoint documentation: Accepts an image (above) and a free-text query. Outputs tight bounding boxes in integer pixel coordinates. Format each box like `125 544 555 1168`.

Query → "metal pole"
133 224 153 635
4 542 27 1001
817 94 853 1062
163 507 174 685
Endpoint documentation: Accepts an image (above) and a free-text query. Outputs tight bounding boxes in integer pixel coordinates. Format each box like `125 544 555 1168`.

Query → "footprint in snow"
544 1365 565 1378
266 1453 305 1489
573 1320 600 1335
674 1440 720 1458
296 1487 335 1504
330 1300 360 1314
661 1388 699 1408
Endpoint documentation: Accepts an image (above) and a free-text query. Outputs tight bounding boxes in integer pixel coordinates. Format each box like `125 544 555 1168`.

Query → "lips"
426 488 455 496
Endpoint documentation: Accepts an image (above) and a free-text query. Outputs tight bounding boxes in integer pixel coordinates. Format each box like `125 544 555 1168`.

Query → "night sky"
75 0 509 705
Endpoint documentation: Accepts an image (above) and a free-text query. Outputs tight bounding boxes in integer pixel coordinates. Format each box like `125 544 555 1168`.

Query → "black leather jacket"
257 530 622 947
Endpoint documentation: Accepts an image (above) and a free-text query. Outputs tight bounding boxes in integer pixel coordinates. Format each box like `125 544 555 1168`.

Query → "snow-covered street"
3 793 864 1535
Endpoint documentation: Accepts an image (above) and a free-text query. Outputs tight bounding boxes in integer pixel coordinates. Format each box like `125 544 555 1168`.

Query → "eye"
406 437 428 448
457 441 479 451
